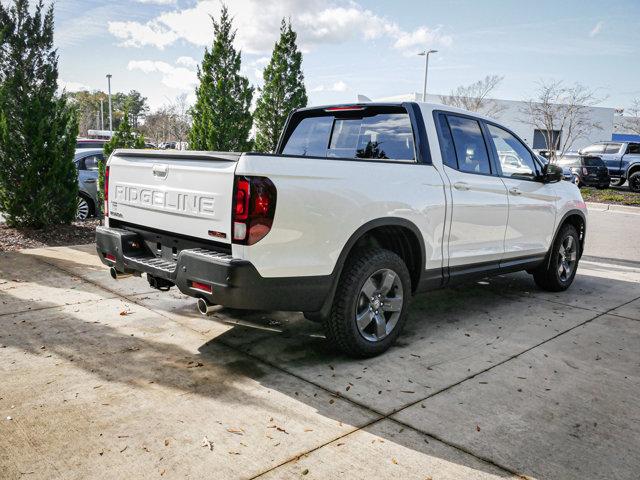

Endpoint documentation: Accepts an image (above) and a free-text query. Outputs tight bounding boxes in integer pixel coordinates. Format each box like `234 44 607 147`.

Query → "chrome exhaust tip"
110 266 132 280
197 297 216 316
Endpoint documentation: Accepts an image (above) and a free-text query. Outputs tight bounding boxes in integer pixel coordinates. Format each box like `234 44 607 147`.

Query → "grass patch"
581 187 640 207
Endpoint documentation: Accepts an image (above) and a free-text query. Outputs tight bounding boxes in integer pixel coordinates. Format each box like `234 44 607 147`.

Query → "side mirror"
541 163 563 183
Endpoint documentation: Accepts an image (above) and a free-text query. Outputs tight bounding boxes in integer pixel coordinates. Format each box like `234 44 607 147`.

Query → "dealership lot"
1 210 639 480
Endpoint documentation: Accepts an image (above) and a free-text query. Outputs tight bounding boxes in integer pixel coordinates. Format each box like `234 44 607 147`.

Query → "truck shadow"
2 248 639 479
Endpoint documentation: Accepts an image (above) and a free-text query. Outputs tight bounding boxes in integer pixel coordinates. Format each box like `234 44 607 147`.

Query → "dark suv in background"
557 155 610 188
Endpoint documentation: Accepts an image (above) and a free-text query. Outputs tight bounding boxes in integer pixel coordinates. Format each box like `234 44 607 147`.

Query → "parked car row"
578 141 640 191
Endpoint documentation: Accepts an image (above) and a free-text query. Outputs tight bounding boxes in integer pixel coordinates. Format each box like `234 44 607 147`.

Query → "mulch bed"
0 219 99 252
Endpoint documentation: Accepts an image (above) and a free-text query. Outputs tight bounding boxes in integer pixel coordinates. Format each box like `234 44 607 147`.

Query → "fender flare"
316 217 428 316
541 209 587 270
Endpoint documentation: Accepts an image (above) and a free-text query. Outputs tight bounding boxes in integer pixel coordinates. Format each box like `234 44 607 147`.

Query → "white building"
374 93 616 152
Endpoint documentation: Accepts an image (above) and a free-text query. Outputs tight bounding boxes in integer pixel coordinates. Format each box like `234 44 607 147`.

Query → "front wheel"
533 224 580 292
324 248 411 358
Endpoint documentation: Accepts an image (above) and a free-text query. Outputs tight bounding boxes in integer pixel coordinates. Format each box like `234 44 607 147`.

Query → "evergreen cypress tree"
189 5 253 152
0 0 79 227
254 19 308 153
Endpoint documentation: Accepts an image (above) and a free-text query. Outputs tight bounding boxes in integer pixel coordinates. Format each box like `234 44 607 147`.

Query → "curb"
586 202 640 214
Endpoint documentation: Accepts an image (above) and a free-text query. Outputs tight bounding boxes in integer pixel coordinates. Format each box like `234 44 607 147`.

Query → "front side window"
446 115 491 174
487 124 538 179
82 154 102 171
281 110 415 161
626 143 640 154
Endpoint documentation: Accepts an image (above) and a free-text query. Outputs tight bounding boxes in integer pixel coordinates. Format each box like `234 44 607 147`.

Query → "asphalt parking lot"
1 208 639 480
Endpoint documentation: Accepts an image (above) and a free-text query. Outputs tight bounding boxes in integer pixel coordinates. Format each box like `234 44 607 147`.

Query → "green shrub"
0 0 79 228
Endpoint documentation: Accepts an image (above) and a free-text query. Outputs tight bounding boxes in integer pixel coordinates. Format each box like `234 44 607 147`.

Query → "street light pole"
106 74 113 132
418 49 438 101
100 99 104 131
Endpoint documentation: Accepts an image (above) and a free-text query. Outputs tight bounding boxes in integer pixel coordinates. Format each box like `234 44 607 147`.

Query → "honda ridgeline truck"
96 102 587 357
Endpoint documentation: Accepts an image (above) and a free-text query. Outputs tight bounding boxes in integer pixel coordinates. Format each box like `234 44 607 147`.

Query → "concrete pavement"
1 209 640 479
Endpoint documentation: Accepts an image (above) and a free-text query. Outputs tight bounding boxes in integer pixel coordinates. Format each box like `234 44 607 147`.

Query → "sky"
42 0 640 111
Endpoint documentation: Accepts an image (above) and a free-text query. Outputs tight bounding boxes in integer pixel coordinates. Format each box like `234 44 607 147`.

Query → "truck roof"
293 101 499 122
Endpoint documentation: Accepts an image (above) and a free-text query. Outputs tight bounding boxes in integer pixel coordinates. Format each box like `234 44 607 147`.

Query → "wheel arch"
554 209 587 259
627 162 640 177
316 217 429 318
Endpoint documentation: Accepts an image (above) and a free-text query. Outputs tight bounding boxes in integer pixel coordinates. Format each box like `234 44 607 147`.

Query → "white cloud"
108 0 452 54
176 56 199 69
109 20 178 49
589 21 604 37
127 60 198 90
136 0 176 4
394 26 453 54
311 81 348 92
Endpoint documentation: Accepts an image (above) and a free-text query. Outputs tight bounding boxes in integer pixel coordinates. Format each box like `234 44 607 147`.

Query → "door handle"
453 182 470 191
509 187 522 195
84 178 97 184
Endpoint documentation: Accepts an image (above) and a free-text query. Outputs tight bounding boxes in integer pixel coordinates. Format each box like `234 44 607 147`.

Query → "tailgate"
107 150 239 243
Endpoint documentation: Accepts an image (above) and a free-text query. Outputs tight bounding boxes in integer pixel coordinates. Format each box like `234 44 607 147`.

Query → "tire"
323 248 411 358
610 177 625 187
628 172 640 192
76 195 93 221
533 224 580 292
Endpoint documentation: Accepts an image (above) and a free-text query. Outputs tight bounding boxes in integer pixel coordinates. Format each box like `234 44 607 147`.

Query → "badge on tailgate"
152 164 168 180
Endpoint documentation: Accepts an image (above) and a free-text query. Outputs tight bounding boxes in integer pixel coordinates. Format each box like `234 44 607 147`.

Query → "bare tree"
520 80 604 161
440 75 506 118
140 95 192 149
621 99 640 135
167 93 192 148
141 108 172 147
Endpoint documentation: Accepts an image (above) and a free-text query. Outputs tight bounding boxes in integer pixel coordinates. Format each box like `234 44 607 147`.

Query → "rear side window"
445 115 491 175
281 116 333 157
581 144 605 155
281 109 415 162
604 143 622 154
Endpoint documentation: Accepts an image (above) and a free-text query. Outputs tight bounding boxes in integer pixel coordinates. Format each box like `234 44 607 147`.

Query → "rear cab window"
280 106 416 162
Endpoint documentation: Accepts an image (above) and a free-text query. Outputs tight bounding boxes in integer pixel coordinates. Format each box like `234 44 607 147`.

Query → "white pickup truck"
97 102 587 357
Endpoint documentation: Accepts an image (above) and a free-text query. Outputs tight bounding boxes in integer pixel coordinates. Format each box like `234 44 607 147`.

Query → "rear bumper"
95 226 331 312
580 175 610 187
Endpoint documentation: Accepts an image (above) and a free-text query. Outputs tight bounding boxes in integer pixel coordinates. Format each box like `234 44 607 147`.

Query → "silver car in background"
74 148 104 220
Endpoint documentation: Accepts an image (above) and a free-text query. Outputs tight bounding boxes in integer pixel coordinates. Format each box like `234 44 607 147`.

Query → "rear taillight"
104 165 110 217
232 176 277 245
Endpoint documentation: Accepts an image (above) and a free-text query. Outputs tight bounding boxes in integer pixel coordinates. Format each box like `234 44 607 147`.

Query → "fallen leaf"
201 436 214 451
164 439 170 447
119 311 131 316
302 469 309 475
227 428 244 435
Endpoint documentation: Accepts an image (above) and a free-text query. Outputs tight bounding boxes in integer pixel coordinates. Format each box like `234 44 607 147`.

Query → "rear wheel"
610 177 625 187
533 224 580 292
628 171 640 192
323 248 411 358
